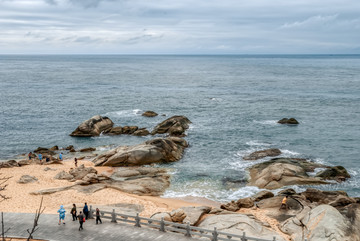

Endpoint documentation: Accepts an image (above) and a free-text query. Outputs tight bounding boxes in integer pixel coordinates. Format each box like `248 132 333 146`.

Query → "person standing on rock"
74 157 78 167
57 205 66 225
59 152 63 161
95 208 102 224
77 211 85 231
38 153 42 164
279 196 288 210
71 204 77 221
83 203 89 219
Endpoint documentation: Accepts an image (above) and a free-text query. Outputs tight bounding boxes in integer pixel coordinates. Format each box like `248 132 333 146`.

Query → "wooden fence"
88 206 302 241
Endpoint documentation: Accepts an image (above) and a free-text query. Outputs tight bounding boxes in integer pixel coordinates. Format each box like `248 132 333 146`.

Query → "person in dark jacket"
95 208 102 224
71 204 77 221
77 211 84 231
83 203 89 219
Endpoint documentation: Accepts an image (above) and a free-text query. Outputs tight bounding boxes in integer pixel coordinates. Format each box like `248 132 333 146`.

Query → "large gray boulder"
301 188 356 208
243 149 281 161
69 164 97 179
247 158 331 189
70 115 114 137
17 175 38 184
151 116 191 136
54 171 74 180
198 214 285 241
93 137 188 167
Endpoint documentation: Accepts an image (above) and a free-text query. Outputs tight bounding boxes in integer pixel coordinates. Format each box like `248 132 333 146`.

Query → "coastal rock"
277 118 299 125
69 164 97 180
105 126 123 135
82 173 100 183
122 126 138 135
44 167 57 171
150 212 172 222
301 188 356 207
54 171 74 180
0 160 20 168
49 145 59 151
142 111 158 117
278 188 297 196
243 149 282 161
30 185 75 195
251 190 274 202
17 159 30 166
198 214 285 241
151 115 191 136
79 147 96 152
315 166 351 182
220 201 239 212
170 209 186 223
33 147 55 155
17 175 38 184
247 158 330 189
236 197 254 208
133 128 150 136
181 206 212 225
93 137 188 167
70 115 114 137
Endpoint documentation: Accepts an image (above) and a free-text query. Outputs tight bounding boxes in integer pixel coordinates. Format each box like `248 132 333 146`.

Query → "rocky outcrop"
69 164 97 180
33 147 55 155
150 206 211 225
315 166 351 182
301 188 356 208
54 171 74 180
79 147 96 152
17 175 38 184
142 111 158 117
70 115 114 137
243 149 281 160
151 116 191 136
247 158 334 189
133 128 150 136
93 137 188 167
278 118 299 124
198 214 286 241
0 160 20 168
104 126 149 136
251 190 274 202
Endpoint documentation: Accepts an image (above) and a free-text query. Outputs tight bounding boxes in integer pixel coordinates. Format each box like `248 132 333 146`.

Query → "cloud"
280 14 338 29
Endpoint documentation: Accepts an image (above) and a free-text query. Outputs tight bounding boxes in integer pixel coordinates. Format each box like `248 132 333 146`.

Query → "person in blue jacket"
83 203 89 220
58 205 66 225
38 153 42 164
59 153 63 161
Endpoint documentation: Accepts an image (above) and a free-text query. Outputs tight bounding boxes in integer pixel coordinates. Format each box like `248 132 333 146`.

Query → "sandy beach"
0 159 208 217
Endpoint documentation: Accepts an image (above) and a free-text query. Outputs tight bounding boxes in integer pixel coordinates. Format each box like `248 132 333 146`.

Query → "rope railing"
89 205 281 241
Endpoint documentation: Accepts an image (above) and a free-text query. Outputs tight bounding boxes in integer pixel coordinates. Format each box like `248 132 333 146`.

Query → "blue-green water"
0 55 359 201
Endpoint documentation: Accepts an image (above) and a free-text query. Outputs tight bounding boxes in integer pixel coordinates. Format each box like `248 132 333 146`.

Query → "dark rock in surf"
243 148 282 160
278 118 299 125
70 115 114 137
142 111 158 117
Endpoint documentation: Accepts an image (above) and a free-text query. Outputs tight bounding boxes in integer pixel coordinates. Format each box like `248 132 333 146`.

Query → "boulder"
17 175 38 184
315 166 351 182
33 147 55 155
44 167 57 171
49 145 59 151
142 111 158 117
278 118 299 124
220 201 239 212
105 126 123 135
236 197 254 208
181 206 211 225
69 164 97 180
54 171 74 180
30 185 74 195
133 128 150 136
170 209 186 223
151 116 191 136
17 160 30 166
82 173 100 183
247 158 330 189
278 188 296 196
65 145 75 150
150 212 172 222
79 147 96 152
301 188 356 208
70 115 114 137
0 160 20 168
122 126 138 135
243 149 281 161
251 190 274 202
198 214 285 241
93 137 188 167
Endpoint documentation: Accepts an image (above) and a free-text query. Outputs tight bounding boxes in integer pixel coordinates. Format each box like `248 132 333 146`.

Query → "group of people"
58 203 102 231
28 152 63 164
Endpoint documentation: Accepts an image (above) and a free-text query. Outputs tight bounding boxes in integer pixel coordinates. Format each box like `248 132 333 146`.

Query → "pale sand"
0 160 205 217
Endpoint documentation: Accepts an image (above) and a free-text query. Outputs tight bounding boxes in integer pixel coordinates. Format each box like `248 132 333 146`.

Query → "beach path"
3 212 199 241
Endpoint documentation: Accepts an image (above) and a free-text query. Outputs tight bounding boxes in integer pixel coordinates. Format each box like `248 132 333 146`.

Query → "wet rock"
315 166 351 182
251 190 274 202
133 128 150 136
70 115 114 137
65 145 75 150
142 111 158 117
122 126 138 134
50 145 59 151
278 118 299 125
33 147 55 155
151 115 191 136
105 126 123 135
93 137 188 167
301 188 356 208
54 171 74 180
79 147 96 152
17 175 38 184
243 149 281 161
236 197 254 208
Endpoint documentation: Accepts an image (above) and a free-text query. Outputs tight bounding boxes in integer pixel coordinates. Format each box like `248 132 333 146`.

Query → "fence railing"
88 205 292 241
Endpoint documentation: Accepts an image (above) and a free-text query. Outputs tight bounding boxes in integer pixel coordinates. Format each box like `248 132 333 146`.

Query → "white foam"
104 109 142 118
245 140 272 146
253 120 278 125
280 149 300 156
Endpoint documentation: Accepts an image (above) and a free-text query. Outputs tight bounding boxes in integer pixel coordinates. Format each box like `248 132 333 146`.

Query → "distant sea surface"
1 55 359 201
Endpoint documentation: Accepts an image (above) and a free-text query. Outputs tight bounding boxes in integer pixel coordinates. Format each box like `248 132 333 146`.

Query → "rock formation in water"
70 115 114 137
151 115 191 136
243 148 281 160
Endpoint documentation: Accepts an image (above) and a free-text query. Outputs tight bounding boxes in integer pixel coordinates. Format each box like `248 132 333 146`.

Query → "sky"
0 0 359 54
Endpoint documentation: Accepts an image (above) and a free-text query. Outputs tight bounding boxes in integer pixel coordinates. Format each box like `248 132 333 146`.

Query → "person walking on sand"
38 153 42 164
74 157 78 167
59 152 63 161
83 203 89 220
77 211 85 231
95 208 102 224
71 204 77 221
57 205 66 225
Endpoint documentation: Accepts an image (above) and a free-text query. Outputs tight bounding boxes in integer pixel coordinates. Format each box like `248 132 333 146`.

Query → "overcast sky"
0 0 359 54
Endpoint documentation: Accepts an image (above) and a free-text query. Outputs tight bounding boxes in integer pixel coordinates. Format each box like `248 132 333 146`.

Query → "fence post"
89 205 94 219
135 213 141 227
159 217 165 232
241 232 247 241
185 222 191 237
211 227 218 241
111 209 117 223
273 236 276 241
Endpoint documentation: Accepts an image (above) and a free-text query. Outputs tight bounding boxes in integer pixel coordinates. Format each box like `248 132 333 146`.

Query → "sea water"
0 55 359 201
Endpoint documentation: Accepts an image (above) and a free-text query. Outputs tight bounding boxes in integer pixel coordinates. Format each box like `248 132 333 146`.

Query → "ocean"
0 54 359 202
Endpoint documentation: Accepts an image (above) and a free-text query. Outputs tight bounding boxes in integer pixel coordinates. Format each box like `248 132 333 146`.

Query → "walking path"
3 213 199 241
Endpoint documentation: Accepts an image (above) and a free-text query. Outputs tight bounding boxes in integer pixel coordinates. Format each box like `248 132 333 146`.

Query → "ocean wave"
279 149 300 156
245 140 272 146
253 120 278 125
104 109 142 118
